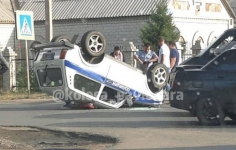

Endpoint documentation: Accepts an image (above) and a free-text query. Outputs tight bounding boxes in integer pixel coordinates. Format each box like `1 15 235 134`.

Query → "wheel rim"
59 39 69 42
201 100 219 120
154 67 166 85
88 34 103 53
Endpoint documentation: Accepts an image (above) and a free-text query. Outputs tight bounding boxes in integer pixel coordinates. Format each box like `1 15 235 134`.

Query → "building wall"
0 24 16 51
174 18 231 48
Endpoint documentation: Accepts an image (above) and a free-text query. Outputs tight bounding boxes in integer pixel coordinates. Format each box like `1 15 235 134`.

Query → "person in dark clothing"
110 46 126 62
168 41 180 71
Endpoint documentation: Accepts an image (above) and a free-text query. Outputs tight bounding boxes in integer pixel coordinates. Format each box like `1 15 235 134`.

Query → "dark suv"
169 28 236 125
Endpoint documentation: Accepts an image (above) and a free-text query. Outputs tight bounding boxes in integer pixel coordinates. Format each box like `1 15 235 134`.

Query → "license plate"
41 52 55 61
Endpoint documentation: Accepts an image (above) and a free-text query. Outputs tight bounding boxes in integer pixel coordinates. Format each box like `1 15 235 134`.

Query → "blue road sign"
15 11 35 40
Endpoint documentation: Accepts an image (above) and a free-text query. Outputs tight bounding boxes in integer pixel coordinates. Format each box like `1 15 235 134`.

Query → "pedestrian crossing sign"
15 11 35 40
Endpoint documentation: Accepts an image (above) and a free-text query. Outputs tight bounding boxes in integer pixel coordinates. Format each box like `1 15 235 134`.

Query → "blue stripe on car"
65 60 105 83
64 60 161 104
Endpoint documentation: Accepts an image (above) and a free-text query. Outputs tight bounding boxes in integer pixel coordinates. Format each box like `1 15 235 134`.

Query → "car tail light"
60 49 68 59
172 81 181 88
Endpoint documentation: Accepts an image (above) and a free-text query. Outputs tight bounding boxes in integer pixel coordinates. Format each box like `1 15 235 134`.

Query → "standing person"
110 46 126 62
158 36 171 92
158 36 170 70
134 43 158 74
168 41 180 71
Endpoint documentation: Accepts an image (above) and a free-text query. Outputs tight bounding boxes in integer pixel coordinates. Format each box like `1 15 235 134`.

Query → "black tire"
147 63 169 92
81 30 106 57
196 98 225 126
228 113 236 122
30 41 42 49
51 35 71 42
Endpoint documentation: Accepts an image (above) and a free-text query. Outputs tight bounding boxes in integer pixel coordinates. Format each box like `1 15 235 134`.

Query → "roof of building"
18 0 163 21
19 0 235 21
0 0 15 24
227 0 236 18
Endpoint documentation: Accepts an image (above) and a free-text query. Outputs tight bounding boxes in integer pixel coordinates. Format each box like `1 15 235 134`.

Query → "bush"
16 63 40 92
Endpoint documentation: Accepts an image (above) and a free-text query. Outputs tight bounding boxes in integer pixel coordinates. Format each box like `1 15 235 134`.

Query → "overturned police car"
32 31 169 109
169 28 236 125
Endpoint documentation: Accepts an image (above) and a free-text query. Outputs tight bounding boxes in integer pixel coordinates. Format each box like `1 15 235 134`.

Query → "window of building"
179 36 186 50
195 2 202 12
205 3 222 12
172 0 190 10
192 36 204 55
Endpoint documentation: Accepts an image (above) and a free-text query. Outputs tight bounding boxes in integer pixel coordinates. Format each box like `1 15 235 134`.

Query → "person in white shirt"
158 36 171 93
158 36 170 71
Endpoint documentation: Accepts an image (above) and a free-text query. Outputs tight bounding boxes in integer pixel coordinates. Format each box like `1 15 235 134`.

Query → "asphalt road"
0 100 236 150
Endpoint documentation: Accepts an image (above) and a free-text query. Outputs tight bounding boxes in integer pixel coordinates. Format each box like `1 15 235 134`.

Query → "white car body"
33 42 164 109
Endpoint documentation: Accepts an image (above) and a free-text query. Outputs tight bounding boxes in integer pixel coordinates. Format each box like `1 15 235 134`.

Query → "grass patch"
0 91 53 100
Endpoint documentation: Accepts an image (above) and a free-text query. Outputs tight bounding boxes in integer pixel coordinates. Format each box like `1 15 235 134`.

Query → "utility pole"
45 0 53 42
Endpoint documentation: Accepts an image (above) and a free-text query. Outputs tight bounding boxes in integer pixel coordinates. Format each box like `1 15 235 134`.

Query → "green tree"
140 0 179 52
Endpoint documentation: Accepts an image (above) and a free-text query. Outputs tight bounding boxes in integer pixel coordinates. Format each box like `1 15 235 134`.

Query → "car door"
204 49 236 104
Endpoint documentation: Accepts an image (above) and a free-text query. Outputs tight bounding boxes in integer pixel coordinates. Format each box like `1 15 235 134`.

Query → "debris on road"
0 126 117 150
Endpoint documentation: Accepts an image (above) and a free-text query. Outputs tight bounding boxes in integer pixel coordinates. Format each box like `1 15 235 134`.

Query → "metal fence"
12 58 40 92
181 53 197 62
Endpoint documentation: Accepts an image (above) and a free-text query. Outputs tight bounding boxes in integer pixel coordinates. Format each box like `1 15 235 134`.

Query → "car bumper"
169 89 198 111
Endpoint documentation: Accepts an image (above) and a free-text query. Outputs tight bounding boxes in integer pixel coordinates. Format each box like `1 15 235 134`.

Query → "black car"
169 28 236 125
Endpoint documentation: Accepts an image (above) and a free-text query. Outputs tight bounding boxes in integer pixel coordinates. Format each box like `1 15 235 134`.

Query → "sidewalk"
0 98 53 104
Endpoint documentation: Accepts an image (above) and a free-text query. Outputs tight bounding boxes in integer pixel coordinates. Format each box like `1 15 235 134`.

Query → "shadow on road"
45 120 236 129
34 111 192 119
0 103 67 111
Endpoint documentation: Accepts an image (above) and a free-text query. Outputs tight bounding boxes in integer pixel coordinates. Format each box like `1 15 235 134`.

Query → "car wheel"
147 63 169 92
227 113 236 122
51 35 71 42
196 98 225 126
81 30 106 57
30 41 42 49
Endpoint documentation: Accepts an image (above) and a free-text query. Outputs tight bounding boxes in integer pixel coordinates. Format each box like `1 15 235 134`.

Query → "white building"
228 0 236 27
0 0 16 51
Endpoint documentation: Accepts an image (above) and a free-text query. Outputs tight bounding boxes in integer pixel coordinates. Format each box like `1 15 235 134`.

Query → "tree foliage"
140 0 179 51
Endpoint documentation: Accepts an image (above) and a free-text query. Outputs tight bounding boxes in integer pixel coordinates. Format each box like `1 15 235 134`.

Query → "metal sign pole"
15 10 35 97
25 40 30 97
